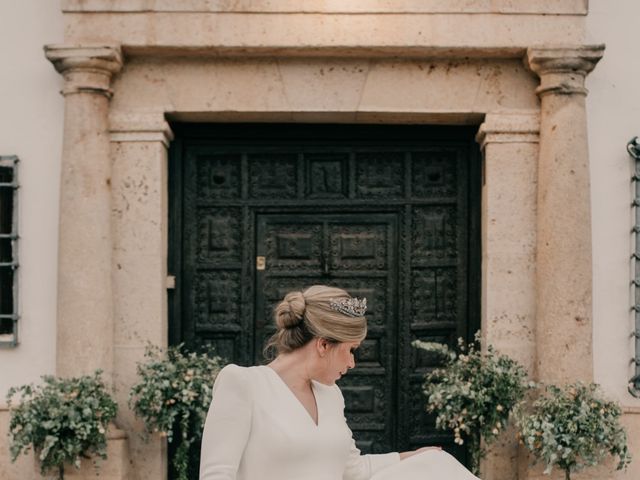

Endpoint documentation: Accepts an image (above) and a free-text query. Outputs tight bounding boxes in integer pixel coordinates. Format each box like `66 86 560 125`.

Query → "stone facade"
2 1 639 479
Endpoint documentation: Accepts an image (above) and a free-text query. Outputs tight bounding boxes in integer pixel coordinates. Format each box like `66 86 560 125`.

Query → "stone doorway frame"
44 43 603 480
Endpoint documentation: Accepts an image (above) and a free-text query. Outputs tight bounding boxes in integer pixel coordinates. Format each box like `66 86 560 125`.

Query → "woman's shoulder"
218 363 246 374
217 363 273 383
212 364 262 401
214 363 256 388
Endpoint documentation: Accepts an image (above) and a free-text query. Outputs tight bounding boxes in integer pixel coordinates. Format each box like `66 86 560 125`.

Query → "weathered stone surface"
526 45 604 384
62 0 588 15
110 115 171 480
111 58 538 116
478 112 539 372
63 13 585 53
110 116 169 349
45 45 122 97
44 45 122 382
110 112 174 146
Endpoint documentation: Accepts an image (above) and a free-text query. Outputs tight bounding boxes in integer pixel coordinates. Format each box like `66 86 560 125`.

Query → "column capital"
110 112 174 147
526 45 605 97
476 111 540 150
44 44 123 98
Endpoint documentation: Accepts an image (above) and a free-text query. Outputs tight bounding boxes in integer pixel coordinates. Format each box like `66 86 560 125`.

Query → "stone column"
45 45 122 381
476 111 540 480
526 45 604 385
45 45 130 480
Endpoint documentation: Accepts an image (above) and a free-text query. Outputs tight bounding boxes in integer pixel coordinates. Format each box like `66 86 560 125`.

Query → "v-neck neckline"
262 365 320 428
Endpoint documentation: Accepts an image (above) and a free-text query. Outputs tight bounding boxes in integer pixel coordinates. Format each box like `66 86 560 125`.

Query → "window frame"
0 155 19 347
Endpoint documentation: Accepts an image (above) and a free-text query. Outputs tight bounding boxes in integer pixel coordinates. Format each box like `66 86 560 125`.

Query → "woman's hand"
398 445 442 460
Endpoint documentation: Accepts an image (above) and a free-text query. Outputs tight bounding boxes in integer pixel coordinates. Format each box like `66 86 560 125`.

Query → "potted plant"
516 382 631 479
129 344 223 480
413 335 532 474
6 370 118 480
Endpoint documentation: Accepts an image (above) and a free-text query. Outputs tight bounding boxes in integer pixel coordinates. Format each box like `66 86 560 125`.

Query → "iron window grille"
0 155 19 347
628 137 640 397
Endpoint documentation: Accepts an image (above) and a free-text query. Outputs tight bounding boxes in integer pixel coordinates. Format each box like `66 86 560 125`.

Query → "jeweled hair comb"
329 297 367 317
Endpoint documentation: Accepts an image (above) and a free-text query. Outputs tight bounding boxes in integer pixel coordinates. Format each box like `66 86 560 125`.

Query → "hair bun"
274 291 306 329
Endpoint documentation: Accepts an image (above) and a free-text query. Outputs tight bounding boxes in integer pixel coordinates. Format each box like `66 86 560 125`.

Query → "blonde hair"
263 285 367 358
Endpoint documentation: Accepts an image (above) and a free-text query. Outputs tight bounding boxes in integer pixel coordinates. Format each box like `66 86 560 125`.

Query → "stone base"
480 426 519 480
521 466 621 480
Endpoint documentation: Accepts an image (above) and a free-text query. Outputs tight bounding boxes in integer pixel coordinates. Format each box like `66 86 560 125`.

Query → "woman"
199 285 480 480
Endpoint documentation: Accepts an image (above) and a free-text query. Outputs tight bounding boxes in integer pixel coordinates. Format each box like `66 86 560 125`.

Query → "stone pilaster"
526 45 604 386
476 111 539 371
476 111 540 480
109 111 173 480
45 45 122 381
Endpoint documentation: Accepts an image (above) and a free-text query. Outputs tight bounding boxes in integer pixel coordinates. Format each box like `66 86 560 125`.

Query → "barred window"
0 156 18 346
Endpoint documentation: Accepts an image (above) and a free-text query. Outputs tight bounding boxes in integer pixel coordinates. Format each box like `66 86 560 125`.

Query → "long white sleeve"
199 364 253 480
336 386 400 480
342 437 401 480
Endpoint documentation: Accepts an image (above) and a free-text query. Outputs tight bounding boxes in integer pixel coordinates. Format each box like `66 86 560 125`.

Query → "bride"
199 285 480 480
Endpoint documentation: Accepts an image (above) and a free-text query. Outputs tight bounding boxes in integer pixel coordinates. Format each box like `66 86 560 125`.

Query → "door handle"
323 255 330 275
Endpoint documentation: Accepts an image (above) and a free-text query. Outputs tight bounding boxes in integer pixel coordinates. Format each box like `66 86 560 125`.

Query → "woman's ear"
316 338 329 357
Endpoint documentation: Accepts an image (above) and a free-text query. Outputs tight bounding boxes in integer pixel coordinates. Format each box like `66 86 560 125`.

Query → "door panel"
256 213 398 453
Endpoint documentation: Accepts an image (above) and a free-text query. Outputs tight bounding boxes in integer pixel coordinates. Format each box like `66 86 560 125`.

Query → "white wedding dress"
200 364 480 480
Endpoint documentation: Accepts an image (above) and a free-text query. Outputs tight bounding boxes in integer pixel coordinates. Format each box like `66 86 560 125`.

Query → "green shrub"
6 371 117 480
413 335 532 474
129 344 223 480
516 382 631 479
